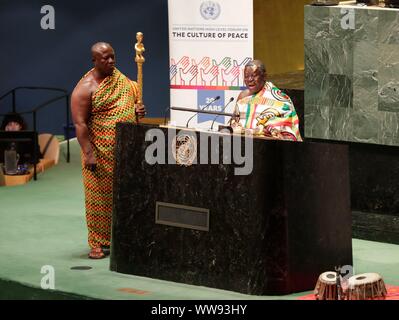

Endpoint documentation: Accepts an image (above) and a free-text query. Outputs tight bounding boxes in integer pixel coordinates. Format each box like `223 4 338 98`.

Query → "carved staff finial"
135 32 145 105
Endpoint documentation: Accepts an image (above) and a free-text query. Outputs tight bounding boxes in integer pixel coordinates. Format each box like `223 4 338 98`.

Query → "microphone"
163 106 171 125
185 95 220 128
210 97 235 131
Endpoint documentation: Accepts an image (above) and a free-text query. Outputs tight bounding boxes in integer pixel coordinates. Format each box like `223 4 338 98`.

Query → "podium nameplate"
155 202 209 231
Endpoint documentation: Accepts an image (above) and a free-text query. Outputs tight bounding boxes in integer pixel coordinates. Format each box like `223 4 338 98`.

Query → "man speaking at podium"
71 42 146 259
231 60 302 141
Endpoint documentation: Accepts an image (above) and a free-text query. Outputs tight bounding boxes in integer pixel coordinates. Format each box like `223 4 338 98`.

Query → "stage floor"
0 139 398 300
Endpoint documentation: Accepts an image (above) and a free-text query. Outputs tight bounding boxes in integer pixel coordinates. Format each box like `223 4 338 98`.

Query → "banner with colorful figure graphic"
168 0 253 130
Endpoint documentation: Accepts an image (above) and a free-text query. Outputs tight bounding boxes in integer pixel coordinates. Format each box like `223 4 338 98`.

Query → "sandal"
88 247 106 259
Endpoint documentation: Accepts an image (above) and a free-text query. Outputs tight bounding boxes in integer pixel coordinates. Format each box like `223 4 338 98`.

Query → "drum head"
320 271 337 284
348 273 381 287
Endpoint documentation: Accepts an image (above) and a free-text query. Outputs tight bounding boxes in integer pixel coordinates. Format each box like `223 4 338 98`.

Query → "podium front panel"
111 123 352 295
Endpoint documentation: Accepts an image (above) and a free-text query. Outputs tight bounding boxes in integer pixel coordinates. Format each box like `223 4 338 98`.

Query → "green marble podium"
304 4 399 244
305 4 399 146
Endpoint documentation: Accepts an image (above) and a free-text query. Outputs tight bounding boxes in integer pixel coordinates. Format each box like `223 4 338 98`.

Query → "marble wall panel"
304 71 330 107
305 39 330 74
329 107 351 141
353 41 378 112
304 104 330 139
328 40 353 75
304 5 330 40
378 44 399 112
329 7 354 42
328 74 353 109
378 10 399 45
379 111 399 146
304 5 399 147
352 110 380 144
354 8 378 43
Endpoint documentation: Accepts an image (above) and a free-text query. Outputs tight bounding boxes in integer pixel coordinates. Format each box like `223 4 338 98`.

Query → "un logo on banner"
200 1 221 20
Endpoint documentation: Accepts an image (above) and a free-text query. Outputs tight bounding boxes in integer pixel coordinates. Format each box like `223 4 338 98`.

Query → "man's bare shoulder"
72 72 98 98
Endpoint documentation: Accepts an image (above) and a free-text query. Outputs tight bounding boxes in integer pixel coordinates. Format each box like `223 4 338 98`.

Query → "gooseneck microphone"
210 97 235 131
163 106 171 125
185 95 220 128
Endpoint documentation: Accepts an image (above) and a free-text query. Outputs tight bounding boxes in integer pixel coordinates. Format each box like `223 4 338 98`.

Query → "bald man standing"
71 42 145 259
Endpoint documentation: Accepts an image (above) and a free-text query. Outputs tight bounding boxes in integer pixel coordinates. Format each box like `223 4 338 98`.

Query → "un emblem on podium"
172 133 197 166
200 1 221 20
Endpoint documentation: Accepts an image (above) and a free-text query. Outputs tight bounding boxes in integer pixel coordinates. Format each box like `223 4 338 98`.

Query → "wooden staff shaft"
137 62 143 105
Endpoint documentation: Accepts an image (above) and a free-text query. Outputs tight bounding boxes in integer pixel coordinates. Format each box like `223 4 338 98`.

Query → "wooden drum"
346 273 387 300
314 271 338 300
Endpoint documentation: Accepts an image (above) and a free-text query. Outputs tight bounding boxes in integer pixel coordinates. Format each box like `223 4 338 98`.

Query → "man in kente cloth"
231 59 302 141
71 42 146 259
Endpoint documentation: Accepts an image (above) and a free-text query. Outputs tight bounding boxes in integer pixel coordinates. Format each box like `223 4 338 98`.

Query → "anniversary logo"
168 0 253 129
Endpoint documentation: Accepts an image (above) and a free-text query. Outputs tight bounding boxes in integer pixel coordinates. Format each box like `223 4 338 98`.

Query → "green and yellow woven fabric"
82 68 138 248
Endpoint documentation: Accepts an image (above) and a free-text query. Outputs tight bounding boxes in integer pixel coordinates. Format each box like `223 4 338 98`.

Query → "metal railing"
0 86 71 180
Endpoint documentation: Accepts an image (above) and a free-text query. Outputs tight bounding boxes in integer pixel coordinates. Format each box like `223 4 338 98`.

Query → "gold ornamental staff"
135 32 145 105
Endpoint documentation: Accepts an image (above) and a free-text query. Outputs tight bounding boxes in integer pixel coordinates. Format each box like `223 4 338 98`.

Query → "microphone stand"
210 97 234 131
170 106 234 117
185 96 220 128
335 265 342 300
163 106 170 126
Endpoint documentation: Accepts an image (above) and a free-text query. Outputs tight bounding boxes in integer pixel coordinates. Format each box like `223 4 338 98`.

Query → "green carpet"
0 139 398 300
